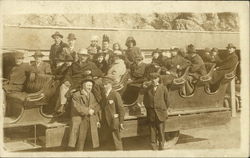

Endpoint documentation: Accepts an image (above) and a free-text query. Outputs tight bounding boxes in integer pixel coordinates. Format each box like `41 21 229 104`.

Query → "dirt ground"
122 113 241 150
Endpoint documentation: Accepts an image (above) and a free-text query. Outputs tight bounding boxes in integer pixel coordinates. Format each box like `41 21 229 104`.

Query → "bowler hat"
187 44 196 53
81 76 95 85
51 31 63 39
226 43 236 49
67 33 76 40
32 50 44 58
77 48 89 56
125 36 136 47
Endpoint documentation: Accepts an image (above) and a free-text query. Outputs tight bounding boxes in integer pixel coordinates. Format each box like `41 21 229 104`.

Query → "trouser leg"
111 129 123 150
76 119 89 151
156 121 165 150
149 122 158 150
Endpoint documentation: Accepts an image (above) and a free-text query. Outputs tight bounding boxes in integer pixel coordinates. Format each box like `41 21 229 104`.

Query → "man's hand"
97 122 101 128
120 124 125 130
88 108 94 115
64 81 71 88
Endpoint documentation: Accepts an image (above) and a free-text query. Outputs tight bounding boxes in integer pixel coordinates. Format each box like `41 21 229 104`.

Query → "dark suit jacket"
101 90 125 129
63 61 103 89
143 84 169 122
49 41 68 69
188 54 207 79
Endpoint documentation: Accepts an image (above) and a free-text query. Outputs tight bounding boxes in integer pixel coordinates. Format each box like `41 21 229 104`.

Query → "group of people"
2 31 239 151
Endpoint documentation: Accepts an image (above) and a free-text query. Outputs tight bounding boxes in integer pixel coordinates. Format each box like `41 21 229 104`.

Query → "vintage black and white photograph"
0 1 249 157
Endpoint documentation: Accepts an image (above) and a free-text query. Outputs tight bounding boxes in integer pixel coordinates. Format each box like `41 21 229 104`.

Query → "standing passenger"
124 36 143 66
68 76 101 151
143 73 169 150
67 33 78 62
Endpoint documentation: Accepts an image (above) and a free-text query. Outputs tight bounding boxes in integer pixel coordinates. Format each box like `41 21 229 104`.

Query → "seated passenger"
112 42 130 67
166 47 191 77
3 52 33 93
54 55 74 82
101 34 113 65
210 47 222 63
31 50 52 75
186 44 207 81
199 47 213 63
129 55 148 86
106 56 127 84
49 31 68 73
151 48 165 67
210 43 239 89
124 36 143 66
55 48 103 114
87 35 101 60
66 33 78 62
93 53 109 75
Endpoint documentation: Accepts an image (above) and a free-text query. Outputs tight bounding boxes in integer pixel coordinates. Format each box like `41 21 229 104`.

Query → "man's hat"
32 50 44 58
152 48 162 55
77 48 89 56
102 76 114 85
102 34 110 43
187 44 196 53
96 52 105 57
211 47 218 52
67 33 76 40
125 36 136 47
135 54 144 60
81 75 95 85
51 31 63 39
226 43 236 49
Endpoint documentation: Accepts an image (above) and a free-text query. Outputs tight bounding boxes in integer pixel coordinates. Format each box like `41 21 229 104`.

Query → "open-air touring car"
2 25 240 151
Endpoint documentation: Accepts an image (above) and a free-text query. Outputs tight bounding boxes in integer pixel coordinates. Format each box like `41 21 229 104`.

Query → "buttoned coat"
68 90 101 148
143 84 169 122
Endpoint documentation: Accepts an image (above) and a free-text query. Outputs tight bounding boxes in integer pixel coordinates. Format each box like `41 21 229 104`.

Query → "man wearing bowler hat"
68 76 101 151
100 76 125 150
210 43 239 91
31 50 52 75
66 33 78 62
55 48 103 114
49 31 68 73
143 73 169 150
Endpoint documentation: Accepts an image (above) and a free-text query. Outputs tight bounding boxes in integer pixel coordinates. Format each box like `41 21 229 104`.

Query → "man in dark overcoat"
143 73 169 150
100 77 125 150
210 43 239 90
68 76 101 151
49 31 68 73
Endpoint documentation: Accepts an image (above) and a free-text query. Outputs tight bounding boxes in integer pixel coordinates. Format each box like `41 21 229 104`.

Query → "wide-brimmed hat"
77 48 89 56
125 36 136 47
81 76 95 85
51 31 63 39
226 43 236 49
102 76 115 85
67 33 76 40
32 50 44 58
152 48 162 55
187 44 196 53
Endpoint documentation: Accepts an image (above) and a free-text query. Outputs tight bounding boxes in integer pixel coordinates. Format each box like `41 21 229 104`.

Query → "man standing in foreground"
68 76 101 151
100 77 125 150
143 73 169 150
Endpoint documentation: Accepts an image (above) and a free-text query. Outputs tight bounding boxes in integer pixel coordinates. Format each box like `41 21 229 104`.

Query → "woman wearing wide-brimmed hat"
49 31 68 72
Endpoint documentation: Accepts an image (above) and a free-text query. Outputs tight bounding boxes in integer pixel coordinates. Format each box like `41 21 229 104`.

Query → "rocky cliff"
4 12 239 31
